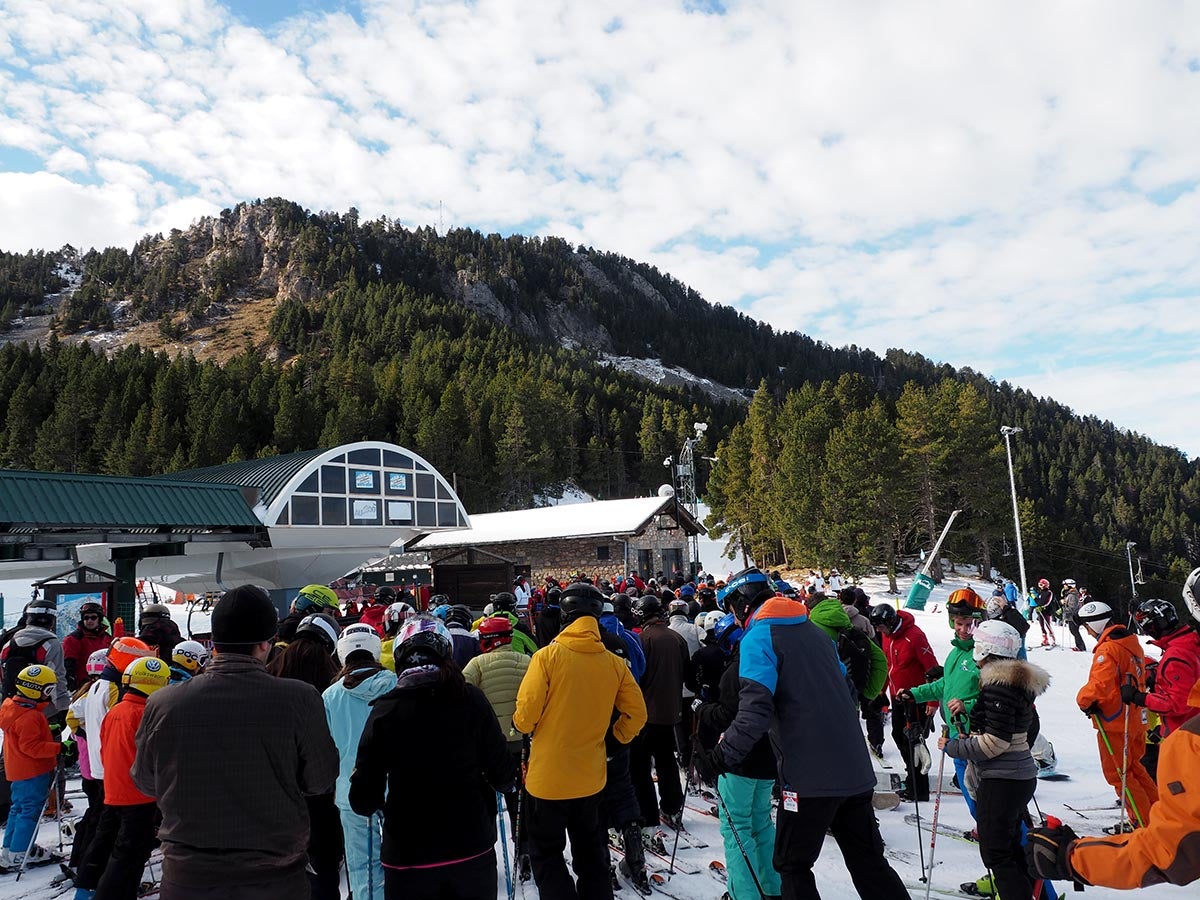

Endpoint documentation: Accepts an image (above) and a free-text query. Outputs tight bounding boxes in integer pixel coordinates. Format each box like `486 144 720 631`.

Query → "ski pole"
497 791 514 900
15 781 53 882
366 813 374 900
712 782 768 900
1120 682 1131 832
905 704 927 882
923 726 950 900
515 739 529 894
1091 713 1144 827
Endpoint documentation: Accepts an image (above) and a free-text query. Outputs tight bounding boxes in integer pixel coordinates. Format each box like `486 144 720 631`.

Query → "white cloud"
0 0 1199 453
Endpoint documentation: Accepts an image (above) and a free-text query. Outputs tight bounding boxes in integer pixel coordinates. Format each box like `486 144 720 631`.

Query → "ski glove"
691 740 727 786
60 738 78 767
1080 701 1102 718
912 741 932 775
1026 819 1085 885
1119 683 1147 706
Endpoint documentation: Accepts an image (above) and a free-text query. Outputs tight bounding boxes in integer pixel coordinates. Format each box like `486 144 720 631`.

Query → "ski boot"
517 852 532 881
641 826 667 856
621 823 653 895
610 861 620 891
660 808 683 831
960 873 994 896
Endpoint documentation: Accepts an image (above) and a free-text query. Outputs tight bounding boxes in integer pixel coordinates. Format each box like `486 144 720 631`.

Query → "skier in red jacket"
871 605 940 801
1125 598 1200 737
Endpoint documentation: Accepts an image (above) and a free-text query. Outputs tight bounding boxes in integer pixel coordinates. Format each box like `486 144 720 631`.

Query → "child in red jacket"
0 664 63 868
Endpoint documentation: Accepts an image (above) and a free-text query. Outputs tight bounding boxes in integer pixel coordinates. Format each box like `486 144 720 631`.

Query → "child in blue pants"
0 665 63 868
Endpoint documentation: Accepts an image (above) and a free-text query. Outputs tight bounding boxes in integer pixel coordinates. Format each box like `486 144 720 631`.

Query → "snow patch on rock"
600 354 749 406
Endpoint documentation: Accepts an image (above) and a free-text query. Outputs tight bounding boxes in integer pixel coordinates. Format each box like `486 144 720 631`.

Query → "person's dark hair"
267 636 338 691
336 648 385 690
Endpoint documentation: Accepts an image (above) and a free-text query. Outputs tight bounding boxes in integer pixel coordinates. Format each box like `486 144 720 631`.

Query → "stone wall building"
408 495 705 608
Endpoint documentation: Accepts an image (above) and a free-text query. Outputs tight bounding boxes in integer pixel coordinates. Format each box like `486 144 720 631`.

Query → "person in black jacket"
536 588 562 648
136 603 183 663
696 627 782 899
985 596 1031 660
350 617 515 900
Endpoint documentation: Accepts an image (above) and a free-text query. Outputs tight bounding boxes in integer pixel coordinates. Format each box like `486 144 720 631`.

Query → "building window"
597 545 610 561
662 548 684 577
637 549 653 576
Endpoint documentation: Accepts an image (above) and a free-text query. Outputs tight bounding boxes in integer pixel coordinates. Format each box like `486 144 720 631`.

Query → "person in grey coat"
132 585 339 900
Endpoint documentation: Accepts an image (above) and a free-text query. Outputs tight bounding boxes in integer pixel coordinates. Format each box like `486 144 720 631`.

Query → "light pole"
1000 426 1027 598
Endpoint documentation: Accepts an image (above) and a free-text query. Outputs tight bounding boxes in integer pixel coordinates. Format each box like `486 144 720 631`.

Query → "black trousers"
774 791 908 900
675 703 695 768
84 803 158 900
383 848 496 900
525 792 612 900
629 723 683 823
69 777 105 869
1068 619 1087 651
861 696 885 750
975 778 1036 900
161 868 309 900
890 702 931 801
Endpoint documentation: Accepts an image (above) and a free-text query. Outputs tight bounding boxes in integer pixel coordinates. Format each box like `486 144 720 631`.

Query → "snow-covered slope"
599 354 750 406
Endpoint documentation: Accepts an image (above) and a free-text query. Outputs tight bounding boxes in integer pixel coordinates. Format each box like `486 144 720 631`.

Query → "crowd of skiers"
0 563 1198 900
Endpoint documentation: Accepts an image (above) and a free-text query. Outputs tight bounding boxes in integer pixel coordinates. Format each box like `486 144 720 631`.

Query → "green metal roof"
160 447 330 509
0 469 263 530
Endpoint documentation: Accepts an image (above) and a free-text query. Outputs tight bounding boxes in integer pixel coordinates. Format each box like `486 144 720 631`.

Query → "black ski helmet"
1133 598 1179 640
445 605 474 631
560 583 604 624
24 598 58 630
393 616 453 670
869 604 899 632
375 586 397 604
634 595 664 624
139 603 172 629
492 591 517 613
295 613 341 653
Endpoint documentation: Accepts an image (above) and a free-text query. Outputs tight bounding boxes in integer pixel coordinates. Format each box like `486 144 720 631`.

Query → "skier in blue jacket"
600 601 646 682
322 627 397 900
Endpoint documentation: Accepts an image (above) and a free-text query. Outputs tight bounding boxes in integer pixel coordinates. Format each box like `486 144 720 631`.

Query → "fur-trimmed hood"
979 657 1050 697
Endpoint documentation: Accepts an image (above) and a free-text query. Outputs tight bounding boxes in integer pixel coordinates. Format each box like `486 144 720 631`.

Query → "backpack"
836 626 873 696
1 635 52 699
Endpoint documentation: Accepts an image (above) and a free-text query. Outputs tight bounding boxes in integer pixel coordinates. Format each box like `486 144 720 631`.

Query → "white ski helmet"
703 610 724 633
984 596 1008 620
1184 567 1200 624
337 626 382 663
972 620 1023 663
1077 600 1113 634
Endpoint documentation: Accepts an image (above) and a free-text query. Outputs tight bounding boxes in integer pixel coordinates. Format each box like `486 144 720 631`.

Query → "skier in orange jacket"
1027 676 1200 888
1074 600 1157 828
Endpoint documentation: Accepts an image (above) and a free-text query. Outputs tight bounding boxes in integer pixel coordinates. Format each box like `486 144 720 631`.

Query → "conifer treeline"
705 373 1200 612
0 198 1196 604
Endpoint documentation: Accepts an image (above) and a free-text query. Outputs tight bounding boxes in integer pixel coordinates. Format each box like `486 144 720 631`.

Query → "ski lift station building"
0 441 469 622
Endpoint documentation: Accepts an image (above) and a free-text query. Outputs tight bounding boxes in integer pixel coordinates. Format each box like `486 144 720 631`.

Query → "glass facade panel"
348 448 381 466
416 501 437 527
292 496 319 525
321 465 345 493
322 496 346 526
297 472 319 493
437 502 458 527
416 473 436 498
350 469 380 493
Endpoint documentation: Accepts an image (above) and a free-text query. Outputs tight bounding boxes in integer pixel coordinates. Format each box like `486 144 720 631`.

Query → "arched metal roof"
163 441 470 532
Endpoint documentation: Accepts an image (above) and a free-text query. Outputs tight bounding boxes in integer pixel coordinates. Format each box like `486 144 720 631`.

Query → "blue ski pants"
3 771 52 854
717 773 781 899
339 805 384 900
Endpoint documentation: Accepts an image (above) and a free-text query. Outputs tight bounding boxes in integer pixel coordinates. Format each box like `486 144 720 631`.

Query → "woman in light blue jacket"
322 625 397 900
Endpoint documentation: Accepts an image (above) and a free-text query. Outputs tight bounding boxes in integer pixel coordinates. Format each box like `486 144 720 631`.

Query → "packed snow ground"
1 572 1192 899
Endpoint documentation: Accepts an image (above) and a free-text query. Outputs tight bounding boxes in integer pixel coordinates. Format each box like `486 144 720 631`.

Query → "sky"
1 0 1198 458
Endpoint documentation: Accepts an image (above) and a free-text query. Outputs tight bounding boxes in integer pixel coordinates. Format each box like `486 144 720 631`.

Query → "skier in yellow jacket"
513 582 646 900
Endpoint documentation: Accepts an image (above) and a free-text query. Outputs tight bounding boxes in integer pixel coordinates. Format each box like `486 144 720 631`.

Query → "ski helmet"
108 636 154 674
14 664 56 702
717 567 774 623
85 648 109 678
869 604 899 633
1076 600 1113 634
171 640 210 675
1134 598 1180 640
295 613 341 653
375 586 397 604
432 604 451 620
445 605 474 631
545 588 561 608
293 584 339 615
1184 567 1200 624
139 603 171 625
985 596 1008 621
343 622 378 638
491 592 516 613
560 583 605 624
713 612 743 650
122 657 170 697
1037 578 1050 590
478 616 514 653
702 610 723 633
634 595 664 624
23 598 58 629
393 616 453 670
428 594 451 610
946 588 986 623
384 602 416 632
337 626 382 663
668 599 689 618
972 620 1022 663
79 601 105 628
